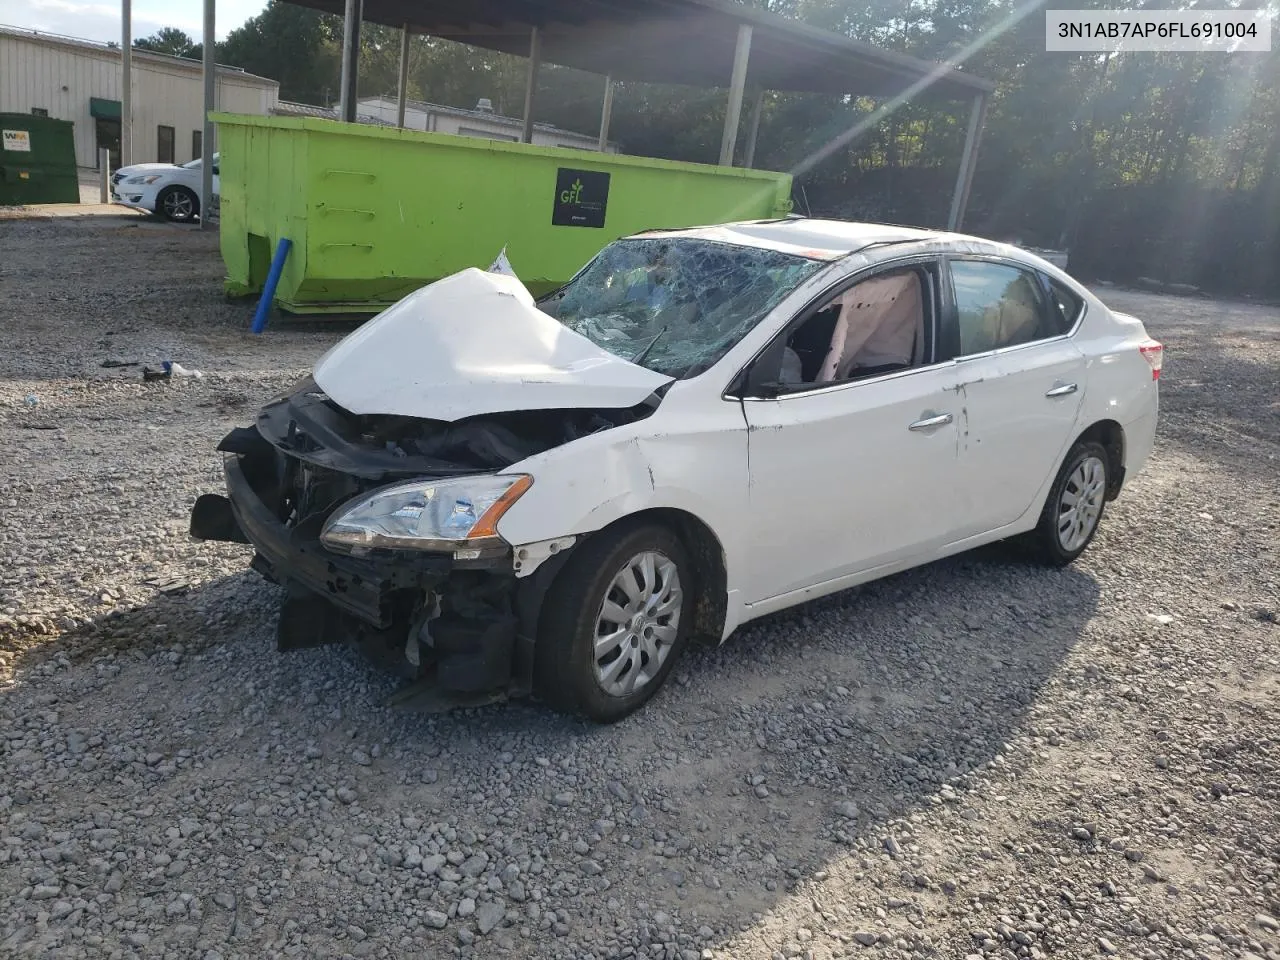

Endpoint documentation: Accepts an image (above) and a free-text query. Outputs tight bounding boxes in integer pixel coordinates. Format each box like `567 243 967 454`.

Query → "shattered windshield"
540 237 824 377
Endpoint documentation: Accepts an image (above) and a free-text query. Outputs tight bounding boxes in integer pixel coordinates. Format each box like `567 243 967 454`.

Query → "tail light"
1139 341 1163 380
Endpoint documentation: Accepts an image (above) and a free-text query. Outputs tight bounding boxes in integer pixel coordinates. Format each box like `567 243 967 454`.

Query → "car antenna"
631 326 668 365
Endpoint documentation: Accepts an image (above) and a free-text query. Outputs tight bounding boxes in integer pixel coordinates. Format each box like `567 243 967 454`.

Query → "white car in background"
191 219 1162 722
111 154 218 222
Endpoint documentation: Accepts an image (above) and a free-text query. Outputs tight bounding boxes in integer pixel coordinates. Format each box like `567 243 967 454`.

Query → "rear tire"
535 523 693 722
1027 440 1110 566
158 186 198 223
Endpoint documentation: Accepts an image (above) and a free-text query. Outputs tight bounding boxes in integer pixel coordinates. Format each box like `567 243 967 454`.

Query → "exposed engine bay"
190 377 660 706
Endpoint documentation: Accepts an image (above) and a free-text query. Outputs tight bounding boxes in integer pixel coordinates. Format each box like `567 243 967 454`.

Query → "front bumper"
190 431 559 699
196 456 452 627
111 192 152 212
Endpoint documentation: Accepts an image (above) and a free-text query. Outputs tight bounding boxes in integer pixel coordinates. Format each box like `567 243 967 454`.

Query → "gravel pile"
1 217 1277 960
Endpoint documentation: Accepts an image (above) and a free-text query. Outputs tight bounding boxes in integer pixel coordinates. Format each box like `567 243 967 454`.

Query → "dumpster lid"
313 268 673 422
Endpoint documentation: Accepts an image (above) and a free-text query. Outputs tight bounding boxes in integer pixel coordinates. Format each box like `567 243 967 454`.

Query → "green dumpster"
0 114 79 206
213 113 793 313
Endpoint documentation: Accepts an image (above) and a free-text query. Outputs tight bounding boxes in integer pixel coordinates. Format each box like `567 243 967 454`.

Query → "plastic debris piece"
22 394 38 407
488 245 517 278
164 361 204 379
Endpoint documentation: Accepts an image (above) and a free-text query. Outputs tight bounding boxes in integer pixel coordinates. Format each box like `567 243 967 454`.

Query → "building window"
31 108 49 117
192 130 202 161
157 125 175 164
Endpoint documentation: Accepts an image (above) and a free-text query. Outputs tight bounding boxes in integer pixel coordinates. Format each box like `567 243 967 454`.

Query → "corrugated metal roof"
277 0 990 100
272 100 396 126
0 24 278 86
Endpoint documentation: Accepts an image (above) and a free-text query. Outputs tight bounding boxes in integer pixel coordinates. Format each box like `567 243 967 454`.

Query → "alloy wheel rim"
1057 455 1106 552
165 192 193 219
592 550 682 697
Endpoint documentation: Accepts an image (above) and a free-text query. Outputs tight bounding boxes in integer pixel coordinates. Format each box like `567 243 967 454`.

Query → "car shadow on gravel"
3 542 1100 953
1 569 280 679
2 542 1100 957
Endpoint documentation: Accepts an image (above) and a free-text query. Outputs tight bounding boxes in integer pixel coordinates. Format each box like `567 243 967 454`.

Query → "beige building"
355 95 616 152
0 25 279 169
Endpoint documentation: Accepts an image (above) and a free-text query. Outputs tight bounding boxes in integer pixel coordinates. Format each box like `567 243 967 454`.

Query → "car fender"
494 391 751 627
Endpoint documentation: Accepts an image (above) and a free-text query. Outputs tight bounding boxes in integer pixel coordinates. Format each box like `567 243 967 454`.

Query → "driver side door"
735 258 966 607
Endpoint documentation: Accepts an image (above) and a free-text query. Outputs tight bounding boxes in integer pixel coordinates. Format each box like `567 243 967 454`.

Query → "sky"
3 0 264 44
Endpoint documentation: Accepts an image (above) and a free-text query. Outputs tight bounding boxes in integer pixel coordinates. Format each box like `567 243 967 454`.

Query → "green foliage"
197 0 1279 285
219 1 342 105
134 27 200 59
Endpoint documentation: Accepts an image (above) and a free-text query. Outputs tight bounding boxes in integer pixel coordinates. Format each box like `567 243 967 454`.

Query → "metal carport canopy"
289 0 994 227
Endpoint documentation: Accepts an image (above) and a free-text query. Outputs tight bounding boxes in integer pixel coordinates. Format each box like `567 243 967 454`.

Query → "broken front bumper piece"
189 432 564 704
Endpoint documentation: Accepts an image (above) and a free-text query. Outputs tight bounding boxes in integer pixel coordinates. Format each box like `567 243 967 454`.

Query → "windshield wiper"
630 326 668 365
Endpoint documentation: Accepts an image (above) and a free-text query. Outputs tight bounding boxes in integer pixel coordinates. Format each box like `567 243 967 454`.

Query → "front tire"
1028 440 1110 566
535 524 693 722
158 186 198 222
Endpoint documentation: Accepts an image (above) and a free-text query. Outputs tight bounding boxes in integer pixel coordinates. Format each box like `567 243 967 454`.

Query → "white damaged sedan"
191 219 1161 721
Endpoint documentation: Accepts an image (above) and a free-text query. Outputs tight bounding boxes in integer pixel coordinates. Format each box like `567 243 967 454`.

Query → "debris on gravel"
1 219 1278 959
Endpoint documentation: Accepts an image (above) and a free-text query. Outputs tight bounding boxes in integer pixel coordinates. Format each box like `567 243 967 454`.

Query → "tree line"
137 0 1280 297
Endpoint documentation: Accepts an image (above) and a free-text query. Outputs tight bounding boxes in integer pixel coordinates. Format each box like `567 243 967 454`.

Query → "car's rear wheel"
535 523 693 722
1028 439 1110 566
158 186 198 222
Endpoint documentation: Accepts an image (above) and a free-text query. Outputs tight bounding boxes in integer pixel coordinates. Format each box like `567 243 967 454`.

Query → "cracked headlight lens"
321 474 532 552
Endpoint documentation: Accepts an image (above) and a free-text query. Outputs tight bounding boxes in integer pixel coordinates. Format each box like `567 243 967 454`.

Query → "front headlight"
126 175 162 184
320 474 532 555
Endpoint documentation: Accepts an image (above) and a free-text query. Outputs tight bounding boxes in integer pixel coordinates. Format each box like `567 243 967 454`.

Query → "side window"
770 264 934 391
1047 277 1084 329
949 260 1060 356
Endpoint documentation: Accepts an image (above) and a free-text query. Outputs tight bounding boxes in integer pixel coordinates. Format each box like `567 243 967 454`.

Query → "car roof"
631 218 944 261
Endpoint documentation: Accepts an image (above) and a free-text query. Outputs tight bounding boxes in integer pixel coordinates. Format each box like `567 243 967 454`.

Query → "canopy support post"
121 0 132 166
199 0 215 229
396 24 411 128
521 26 541 144
743 89 764 169
597 74 614 152
718 23 752 166
338 0 362 122
947 92 987 231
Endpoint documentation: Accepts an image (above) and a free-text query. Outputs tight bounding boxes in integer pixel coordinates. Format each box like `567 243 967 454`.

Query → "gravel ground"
1 216 1277 960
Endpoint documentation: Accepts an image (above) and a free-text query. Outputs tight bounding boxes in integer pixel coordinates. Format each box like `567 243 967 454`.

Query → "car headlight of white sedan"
125 174 163 185
320 474 532 557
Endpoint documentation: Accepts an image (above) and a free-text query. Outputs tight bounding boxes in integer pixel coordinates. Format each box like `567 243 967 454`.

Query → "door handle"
908 412 953 431
1045 382 1078 397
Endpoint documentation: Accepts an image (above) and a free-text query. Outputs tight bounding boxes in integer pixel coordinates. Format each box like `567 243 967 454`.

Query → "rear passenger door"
942 258 1087 538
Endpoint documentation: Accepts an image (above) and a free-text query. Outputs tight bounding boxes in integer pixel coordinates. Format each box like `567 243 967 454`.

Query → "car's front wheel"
1029 439 1110 566
536 523 693 722
158 186 199 222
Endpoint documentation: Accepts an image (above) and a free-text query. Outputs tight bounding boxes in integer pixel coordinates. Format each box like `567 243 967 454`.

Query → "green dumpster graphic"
213 113 792 314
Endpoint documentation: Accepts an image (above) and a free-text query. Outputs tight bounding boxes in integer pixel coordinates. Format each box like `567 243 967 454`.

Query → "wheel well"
1075 419 1125 498
595 508 728 643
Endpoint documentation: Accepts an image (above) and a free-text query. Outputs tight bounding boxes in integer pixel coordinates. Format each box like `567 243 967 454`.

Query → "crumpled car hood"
313 268 674 422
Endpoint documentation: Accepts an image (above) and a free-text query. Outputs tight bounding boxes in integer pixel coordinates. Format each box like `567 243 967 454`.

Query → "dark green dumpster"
0 114 79 206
